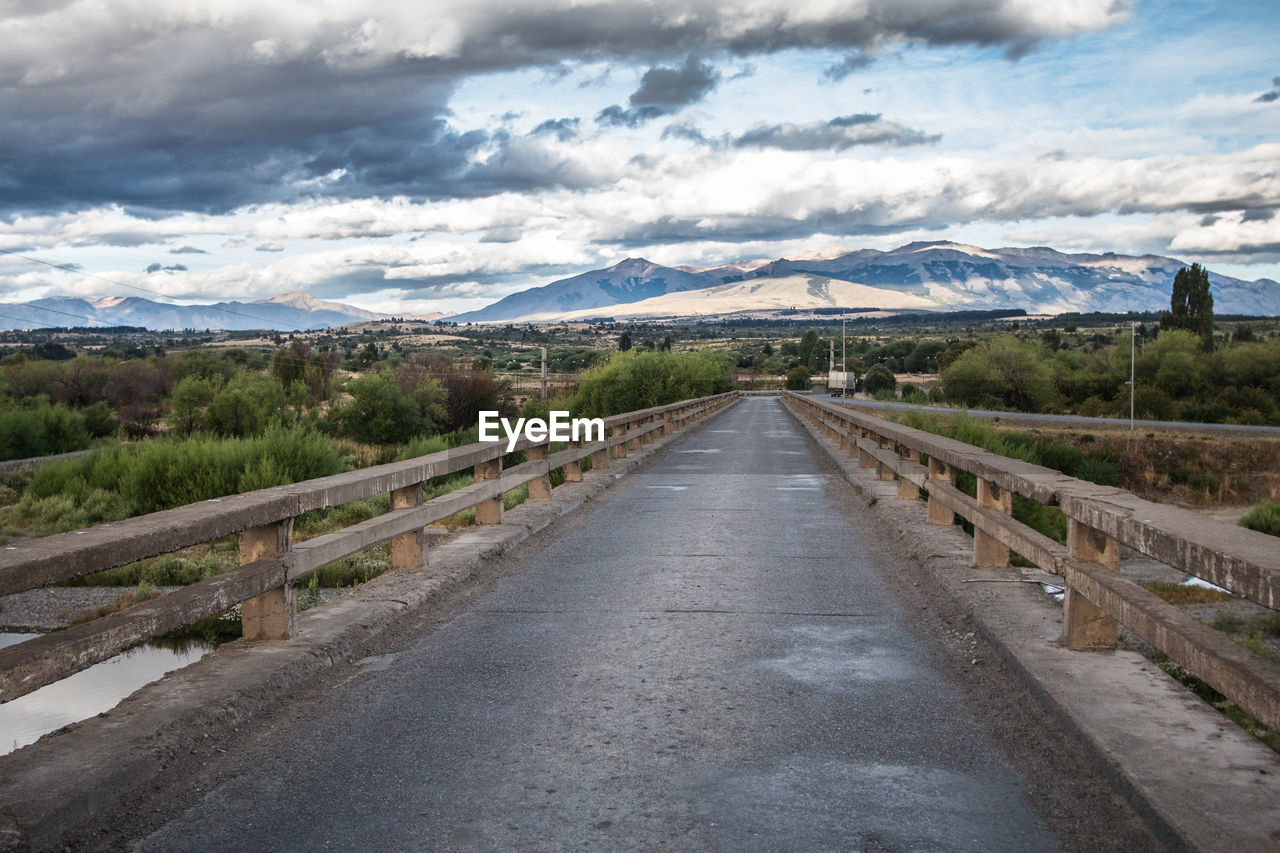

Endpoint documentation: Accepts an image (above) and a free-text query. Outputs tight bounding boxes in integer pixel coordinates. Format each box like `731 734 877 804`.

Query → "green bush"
570 350 732 417
0 398 94 460
1240 502 1280 538
863 364 896 395
7 425 348 532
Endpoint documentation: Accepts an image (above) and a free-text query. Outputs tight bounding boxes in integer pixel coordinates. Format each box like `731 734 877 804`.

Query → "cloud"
596 104 668 128
823 53 874 82
1256 76 1280 103
168 245 208 254
597 56 721 127
145 262 187 273
733 115 941 150
530 118 581 141
255 243 285 252
630 56 720 108
0 0 1129 214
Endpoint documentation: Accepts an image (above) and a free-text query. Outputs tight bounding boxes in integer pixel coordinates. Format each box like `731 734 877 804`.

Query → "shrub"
863 364 896 395
1240 502 1280 538
570 350 732 417
7 425 347 531
0 399 93 460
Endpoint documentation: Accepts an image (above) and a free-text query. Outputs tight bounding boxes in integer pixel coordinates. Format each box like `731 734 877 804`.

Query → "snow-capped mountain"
452 242 1280 322
0 291 391 331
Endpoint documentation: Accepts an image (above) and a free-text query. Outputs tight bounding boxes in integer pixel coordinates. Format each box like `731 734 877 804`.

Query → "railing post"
612 425 628 459
875 435 895 481
240 519 295 641
564 440 584 482
974 478 1012 568
857 429 876 468
474 457 503 524
896 445 919 500
642 415 655 444
390 483 427 569
527 445 551 500
927 458 955 525
663 410 675 436
1063 519 1120 649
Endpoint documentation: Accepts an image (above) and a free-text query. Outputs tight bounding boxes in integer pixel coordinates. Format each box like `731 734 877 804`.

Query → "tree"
1160 263 1214 350
618 331 632 351
785 366 811 390
864 364 897 395
330 373 427 444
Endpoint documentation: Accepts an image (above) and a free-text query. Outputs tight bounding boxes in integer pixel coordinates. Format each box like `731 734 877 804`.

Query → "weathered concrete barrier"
784 391 1280 734
0 393 738 703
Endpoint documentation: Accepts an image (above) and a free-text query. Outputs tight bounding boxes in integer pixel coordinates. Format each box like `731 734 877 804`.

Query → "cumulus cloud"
145 263 187 273
168 245 208 254
0 0 1129 214
733 115 941 150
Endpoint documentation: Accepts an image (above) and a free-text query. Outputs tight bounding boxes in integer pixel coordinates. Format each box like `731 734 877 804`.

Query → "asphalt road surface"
135 397 1064 852
818 394 1280 436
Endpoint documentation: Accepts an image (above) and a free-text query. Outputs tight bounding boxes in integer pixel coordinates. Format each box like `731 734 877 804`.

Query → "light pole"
1129 322 1136 431
841 316 846 372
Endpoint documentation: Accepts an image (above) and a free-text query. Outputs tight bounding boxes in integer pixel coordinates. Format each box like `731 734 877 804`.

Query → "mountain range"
0 292 402 332
4 242 1277 331
452 242 1280 322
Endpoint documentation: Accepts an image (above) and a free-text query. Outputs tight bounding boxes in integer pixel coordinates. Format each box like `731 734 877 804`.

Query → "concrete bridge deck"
125 397 1154 851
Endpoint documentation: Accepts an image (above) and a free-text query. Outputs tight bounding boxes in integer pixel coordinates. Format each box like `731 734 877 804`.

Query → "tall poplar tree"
1160 263 1214 350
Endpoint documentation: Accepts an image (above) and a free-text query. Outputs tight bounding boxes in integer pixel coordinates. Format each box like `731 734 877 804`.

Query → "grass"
2 425 348 535
1143 580 1235 605
1240 501 1280 537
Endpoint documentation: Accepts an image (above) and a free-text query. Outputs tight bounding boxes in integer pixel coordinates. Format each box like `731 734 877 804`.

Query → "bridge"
1 394 1279 850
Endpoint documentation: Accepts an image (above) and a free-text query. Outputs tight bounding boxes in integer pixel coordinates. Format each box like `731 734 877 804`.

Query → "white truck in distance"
828 370 856 397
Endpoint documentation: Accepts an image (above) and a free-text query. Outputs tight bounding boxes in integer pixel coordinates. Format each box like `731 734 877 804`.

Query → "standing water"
0 633 213 757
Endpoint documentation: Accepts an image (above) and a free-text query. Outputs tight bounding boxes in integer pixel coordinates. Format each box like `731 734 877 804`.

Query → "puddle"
0 633 214 757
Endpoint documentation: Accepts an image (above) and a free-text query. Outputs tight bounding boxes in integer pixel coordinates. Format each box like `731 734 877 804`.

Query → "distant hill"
452 242 1280 322
0 291 391 331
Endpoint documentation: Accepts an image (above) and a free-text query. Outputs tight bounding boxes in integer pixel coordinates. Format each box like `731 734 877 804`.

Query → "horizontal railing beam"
0 557 285 703
786 392 1280 608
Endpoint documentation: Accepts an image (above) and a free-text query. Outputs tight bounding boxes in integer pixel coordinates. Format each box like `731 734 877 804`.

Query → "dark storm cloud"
629 57 720 107
0 0 1128 215
596 56 721 127
1255 76 1280 103
530 118 582 141
169 245 208 254
733 115 941 150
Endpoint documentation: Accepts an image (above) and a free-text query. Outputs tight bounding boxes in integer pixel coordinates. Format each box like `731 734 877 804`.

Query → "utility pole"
829 340 835 375
841 317 846 371
540 346 548 401
1129 323 1136 431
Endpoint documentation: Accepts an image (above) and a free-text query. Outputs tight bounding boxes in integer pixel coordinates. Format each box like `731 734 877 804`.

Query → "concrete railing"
784 391 1280 733
0 392 738 702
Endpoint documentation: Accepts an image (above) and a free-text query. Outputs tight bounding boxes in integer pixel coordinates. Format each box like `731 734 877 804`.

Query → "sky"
0 0 1277 317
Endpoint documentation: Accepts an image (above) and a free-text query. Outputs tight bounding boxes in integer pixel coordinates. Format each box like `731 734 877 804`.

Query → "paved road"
818 394 1280 436
137 397 1058 852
